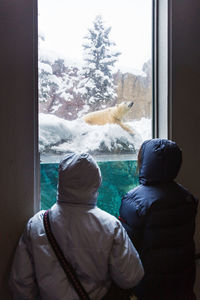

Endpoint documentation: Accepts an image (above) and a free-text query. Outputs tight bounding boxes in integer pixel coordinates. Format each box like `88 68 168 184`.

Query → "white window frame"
153 0 170 139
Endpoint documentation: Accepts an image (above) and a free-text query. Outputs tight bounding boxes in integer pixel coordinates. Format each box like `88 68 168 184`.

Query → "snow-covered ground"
39 113 151 161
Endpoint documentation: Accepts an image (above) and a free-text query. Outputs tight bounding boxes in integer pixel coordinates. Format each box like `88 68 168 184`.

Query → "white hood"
57 153 102 205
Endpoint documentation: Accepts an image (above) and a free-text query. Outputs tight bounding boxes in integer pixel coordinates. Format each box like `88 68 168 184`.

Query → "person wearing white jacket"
10 153 144 300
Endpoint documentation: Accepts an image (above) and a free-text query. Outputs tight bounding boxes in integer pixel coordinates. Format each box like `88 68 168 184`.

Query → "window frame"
152 0 170 139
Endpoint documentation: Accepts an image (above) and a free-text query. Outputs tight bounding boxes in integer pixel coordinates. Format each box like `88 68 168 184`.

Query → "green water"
40 160 139 217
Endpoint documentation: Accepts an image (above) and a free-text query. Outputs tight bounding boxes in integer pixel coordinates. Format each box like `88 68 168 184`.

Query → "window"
38 0 153 216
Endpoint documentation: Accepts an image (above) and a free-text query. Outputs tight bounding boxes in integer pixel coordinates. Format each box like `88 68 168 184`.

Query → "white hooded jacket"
10 153 144 300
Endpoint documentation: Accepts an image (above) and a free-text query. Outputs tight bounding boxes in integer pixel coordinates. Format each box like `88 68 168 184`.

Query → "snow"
39 62 53 74
39 36 82 69
49 74 61 86
51 103 63 113
39 113 151 161
115 64 146 77
77 104 90 118
128 117 152 141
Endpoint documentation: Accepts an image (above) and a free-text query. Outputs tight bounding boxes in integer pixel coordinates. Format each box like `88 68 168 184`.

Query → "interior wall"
0 0 38 298
169 0 200 297
1 0 200 299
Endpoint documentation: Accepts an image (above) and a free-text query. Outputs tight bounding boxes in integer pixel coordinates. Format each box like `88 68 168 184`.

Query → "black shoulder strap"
43 210 90 300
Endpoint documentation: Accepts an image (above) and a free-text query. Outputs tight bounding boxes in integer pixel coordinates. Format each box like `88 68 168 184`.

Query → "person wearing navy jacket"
119 138 198 300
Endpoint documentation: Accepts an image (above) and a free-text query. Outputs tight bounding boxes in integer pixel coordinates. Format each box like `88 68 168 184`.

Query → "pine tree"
79 15 121 111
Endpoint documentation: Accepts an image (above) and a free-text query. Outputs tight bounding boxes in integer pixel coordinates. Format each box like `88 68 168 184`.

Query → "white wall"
0 0 200 298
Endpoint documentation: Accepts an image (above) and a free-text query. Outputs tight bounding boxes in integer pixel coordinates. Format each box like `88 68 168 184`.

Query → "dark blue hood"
139 139 182 185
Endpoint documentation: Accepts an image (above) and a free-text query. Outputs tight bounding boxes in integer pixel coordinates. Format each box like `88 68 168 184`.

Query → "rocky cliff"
116 60 152 120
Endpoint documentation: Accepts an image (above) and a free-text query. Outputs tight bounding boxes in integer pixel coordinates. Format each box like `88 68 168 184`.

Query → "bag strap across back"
43 210 90 300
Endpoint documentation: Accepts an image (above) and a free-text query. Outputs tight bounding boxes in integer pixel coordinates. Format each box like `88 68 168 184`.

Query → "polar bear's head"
113 101 134 119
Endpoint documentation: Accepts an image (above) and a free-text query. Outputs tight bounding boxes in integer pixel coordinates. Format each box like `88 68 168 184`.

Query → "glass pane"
38 0 153 216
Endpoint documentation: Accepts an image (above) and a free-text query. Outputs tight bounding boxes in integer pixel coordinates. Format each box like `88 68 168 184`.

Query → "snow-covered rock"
39 113 151 158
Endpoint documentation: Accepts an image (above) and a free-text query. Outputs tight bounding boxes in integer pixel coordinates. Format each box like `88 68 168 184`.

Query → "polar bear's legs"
116 120 134 135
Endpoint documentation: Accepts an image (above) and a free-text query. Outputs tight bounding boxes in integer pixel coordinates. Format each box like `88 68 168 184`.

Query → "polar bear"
83 101 134 134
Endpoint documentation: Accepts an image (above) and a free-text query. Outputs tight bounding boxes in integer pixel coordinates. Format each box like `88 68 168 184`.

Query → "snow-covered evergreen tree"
79 15 121 111
38 32 83 118
38 33 61 104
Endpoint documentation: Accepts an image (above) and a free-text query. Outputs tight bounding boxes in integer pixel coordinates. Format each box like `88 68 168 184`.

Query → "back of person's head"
57 153 102 205
138 138 182 185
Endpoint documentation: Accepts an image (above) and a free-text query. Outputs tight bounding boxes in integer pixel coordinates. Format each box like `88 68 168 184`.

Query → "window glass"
38 0 152 216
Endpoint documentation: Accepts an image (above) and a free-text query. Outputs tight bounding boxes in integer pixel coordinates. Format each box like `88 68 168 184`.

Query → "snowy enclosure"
39 113 151 159
38 11 152 162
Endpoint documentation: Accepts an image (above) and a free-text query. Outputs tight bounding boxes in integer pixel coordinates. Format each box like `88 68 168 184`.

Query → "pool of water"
40 160 139 217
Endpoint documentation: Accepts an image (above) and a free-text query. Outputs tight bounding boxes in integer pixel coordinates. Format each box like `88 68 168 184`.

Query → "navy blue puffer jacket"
119 139 198 300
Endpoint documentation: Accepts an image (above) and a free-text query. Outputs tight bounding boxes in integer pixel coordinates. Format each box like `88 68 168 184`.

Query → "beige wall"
0 0 200 299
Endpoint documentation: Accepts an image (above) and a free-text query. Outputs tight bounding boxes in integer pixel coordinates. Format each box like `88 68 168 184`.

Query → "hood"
57 153 102 205
139 139 182 185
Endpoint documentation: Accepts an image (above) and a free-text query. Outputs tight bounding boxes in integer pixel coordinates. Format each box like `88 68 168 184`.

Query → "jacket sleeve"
9 220 40 300
119 193 144 251
109 220 144 289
